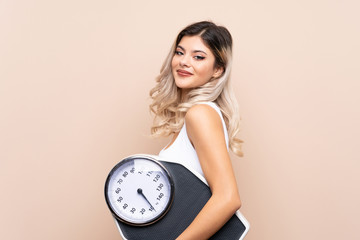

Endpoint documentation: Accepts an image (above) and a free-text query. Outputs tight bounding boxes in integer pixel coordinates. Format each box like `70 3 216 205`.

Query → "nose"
179 54 190 67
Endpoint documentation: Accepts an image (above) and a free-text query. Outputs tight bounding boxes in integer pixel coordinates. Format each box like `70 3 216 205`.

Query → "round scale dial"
105 155 174 226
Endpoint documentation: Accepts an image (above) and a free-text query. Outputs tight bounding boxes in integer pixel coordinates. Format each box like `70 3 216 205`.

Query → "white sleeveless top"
158 102 229 178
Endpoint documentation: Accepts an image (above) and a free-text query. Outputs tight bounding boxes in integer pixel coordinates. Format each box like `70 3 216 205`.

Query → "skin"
171 35 223 100
171 36 242 239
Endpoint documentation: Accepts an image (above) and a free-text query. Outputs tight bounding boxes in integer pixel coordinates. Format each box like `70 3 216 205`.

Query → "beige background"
1 0 359 239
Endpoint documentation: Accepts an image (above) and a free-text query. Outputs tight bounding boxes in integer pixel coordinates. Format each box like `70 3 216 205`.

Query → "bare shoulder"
185 104 222 126
185 104 224 141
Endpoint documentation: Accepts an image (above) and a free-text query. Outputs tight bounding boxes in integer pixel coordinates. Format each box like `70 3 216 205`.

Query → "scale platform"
109 155 250 240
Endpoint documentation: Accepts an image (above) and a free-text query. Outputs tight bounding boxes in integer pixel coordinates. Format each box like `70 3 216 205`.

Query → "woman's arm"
175 104 242 240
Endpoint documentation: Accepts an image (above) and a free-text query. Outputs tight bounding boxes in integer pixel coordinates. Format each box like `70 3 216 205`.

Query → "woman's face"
171 35 223 94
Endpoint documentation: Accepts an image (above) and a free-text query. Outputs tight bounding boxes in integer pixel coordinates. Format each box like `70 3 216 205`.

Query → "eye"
194 55 205 60
175 50 184 55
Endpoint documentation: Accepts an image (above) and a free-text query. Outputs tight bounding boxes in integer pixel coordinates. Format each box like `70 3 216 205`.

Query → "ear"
212 66 224 78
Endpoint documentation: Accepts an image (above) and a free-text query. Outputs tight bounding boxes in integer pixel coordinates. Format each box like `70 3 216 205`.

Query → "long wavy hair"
149 21 243 157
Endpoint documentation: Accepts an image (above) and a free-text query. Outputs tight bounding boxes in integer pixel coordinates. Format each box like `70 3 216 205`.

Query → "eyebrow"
177 45 207 55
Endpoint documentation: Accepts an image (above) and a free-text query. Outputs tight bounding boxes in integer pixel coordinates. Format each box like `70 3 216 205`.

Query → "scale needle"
137 188 156 212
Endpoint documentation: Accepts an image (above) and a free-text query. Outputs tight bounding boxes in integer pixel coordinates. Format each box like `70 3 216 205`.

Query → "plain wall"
1 0 359 239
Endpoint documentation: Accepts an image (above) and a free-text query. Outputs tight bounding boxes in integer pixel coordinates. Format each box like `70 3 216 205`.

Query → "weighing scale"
105 154 249 240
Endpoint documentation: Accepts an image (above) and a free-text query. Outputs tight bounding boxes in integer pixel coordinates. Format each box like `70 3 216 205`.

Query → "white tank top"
158 102 229 178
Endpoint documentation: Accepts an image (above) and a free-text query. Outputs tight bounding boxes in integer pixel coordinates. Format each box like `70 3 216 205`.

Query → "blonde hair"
149 21 243 157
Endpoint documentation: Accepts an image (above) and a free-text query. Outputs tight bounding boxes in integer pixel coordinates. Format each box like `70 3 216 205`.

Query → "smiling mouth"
177 69 193 77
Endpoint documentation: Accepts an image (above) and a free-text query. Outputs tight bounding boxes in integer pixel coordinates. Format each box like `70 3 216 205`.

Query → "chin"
174 79 189 89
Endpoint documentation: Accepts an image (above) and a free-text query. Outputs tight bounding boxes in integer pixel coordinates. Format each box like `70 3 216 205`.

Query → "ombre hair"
150 21 243 157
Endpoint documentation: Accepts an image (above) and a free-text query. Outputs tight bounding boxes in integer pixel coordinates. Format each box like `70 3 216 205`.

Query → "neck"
181 88 190 102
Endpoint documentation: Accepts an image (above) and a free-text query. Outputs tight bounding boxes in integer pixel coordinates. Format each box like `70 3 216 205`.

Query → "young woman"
150 21 243 240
